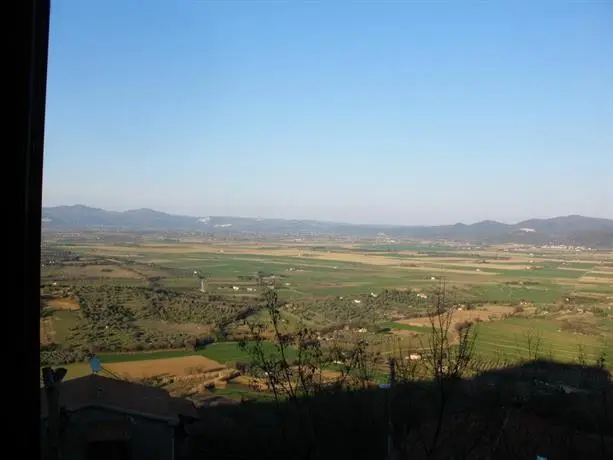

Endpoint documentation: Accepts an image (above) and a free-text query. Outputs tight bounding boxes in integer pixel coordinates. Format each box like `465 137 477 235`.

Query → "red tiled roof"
41 375 179 423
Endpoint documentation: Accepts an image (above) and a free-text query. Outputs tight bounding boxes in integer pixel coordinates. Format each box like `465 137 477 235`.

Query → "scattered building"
40 374 198 460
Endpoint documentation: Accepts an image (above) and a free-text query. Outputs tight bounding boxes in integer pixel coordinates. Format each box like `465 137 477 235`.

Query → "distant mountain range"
42 205 613 248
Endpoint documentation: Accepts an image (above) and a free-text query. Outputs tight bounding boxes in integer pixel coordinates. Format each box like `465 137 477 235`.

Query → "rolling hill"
41 205 613 248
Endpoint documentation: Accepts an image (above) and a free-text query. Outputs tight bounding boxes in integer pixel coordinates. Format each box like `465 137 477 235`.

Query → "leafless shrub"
238 290 377 459
524 329 543 361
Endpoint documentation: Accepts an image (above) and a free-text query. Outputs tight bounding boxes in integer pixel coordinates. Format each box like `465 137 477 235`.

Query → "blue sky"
43 1 612 225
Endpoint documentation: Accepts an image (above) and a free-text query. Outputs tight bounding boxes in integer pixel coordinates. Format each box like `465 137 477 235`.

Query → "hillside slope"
41 205 613 247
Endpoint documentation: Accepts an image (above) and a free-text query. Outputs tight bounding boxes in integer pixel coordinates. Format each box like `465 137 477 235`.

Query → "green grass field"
472 317 612 363
88 341 298 366
379 321 431 333
200 341 298 363
41 239 613 382
51 241 613 302
465 284 565 303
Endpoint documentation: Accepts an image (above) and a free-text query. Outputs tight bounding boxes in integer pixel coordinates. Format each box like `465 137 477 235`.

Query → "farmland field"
104 355 224 379
40 234 613 395
472 316 613 363
396 305 516 327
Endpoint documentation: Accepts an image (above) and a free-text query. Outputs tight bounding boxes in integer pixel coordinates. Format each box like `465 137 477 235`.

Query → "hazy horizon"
42 202 613 227
43 2 612 225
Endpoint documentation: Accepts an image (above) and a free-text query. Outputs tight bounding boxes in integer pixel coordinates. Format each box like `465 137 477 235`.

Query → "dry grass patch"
398 305 516 329
424 261 515 270
164 377 229 397
319 369 344 383
59 264 142 279
145 258 174 264
46 297 80 310
105 356 224 379
401 263 504 275
391 329 421 338
579 276 613 284
231 374 268 390
69 244 203 255
40 318 54 345
587 269 613 276
558 267 592 274
276 250 395 265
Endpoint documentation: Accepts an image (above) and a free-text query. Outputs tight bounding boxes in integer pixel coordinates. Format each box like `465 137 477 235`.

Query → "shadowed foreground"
185 360 612 460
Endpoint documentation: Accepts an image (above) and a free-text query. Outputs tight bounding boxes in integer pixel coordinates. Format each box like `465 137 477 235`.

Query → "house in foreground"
41 374 199 460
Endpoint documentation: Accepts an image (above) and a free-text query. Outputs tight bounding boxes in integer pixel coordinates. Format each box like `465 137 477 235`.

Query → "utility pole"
42 367 67 460
193 270 206 293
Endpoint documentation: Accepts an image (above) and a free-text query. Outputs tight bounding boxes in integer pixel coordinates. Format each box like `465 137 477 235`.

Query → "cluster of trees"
57 283 267 330
42 282 271 359
40 344 89 366
143 286 265 326
287 289 431 326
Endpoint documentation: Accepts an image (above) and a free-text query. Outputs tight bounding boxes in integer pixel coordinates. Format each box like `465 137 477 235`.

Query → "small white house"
353 299 362 304
232 286 240 291
409 353 421 361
